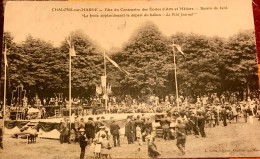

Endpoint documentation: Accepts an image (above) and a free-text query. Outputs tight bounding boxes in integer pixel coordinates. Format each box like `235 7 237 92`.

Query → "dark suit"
85 120 95 141
125 121 134 144
110 122 120 146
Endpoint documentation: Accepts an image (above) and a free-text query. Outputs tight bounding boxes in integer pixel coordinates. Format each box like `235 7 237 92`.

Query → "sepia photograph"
0 0 259 158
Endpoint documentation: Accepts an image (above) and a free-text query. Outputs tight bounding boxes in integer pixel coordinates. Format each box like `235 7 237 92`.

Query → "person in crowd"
241 104 248 123
79 128 88 159
146 135 161 159
85 117 95 143
213 107 219 126
208 108 215 128
176 118 187 155
100 134 112 159
60 118 70 144
221 106 228 126
104 127 111 140
129 115 136 142
160 114 171 140
95 117 104 133
248 105 254 124
136 126 142 151
110 118 121 147
231 104 238 122
74 117 85 142
94 126 107 158
134 115 143 140
142 117 153 142
125 117 134 144
189 111 199 137
197 111 206 137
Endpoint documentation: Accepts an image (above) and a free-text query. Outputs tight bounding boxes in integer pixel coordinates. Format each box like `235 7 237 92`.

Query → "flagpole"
69 37 72 130
3 44 7 134
173 45 180 112
104 51 107 113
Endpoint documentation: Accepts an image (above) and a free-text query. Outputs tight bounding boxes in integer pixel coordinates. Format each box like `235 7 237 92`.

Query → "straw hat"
79 128 85 132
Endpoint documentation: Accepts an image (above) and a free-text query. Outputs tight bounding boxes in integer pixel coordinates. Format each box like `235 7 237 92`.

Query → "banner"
96 85 102 95
101 76 106 87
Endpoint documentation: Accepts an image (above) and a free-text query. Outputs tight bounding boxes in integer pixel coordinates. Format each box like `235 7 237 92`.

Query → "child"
79 128 88 159
100 134 112 159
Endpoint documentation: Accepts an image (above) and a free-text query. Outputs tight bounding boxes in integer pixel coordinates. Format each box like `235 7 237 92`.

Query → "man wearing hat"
85 117 95 143
110 118 121 147
79 128 88 159
125 116 134 144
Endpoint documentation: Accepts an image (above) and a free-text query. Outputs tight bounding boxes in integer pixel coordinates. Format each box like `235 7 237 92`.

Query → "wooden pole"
69 36 72 130
3 44 7 129
104 51 107 113
173 45 179 112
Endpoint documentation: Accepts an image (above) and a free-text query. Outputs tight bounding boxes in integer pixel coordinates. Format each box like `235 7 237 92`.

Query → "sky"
4 0 255 51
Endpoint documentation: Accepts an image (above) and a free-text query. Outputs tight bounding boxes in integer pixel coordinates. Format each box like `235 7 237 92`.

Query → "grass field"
0 117 260 159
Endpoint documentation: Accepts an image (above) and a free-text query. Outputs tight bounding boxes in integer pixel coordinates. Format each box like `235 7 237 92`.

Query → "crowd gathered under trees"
0 21 259 119
58 95 259 158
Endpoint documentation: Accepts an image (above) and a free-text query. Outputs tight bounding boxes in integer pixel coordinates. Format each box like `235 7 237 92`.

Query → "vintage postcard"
0 0 259 158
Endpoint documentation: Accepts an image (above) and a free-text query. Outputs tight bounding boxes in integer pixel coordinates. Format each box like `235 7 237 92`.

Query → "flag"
4 45 8 66
107 84 112 94
174 45 185 56
105 54 119 68
96 85 102 95
67 36 76 57
105 53 130 75
69 45 76 57
172 44 185 57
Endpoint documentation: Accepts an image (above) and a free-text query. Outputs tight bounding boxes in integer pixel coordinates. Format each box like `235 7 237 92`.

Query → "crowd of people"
1 91 259 120
0 90 259 158
55 95 259 158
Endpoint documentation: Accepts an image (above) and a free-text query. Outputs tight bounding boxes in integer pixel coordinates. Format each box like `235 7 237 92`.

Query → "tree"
111 21 172 99
222 30 258 99
170 33 223 97
59 30 104 98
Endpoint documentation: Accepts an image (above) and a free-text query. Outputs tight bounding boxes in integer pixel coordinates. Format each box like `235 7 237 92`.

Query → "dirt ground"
0 117 260 159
